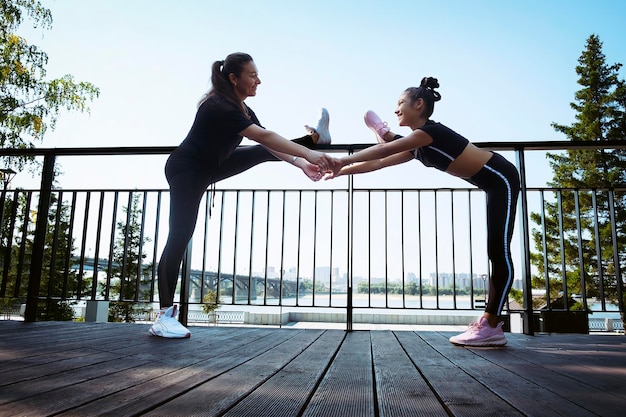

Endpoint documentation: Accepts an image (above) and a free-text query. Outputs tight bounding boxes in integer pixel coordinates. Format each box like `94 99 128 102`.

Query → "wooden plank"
144 329 328 417
395 331 525 417
370 331 448 417
55 328 307 417
426 331 598 417
222 330 345 417
0 326 276 416
471 333 626 417
302 330 375 417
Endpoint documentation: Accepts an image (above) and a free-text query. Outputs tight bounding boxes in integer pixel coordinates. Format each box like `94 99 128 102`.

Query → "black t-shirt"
175 95 261 167
413 120 470 171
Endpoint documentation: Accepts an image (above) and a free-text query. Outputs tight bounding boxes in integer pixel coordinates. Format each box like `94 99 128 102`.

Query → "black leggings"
157 136 314 307
467 153 520 316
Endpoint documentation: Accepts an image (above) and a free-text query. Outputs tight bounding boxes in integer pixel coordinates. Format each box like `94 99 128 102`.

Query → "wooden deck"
0 321 624 417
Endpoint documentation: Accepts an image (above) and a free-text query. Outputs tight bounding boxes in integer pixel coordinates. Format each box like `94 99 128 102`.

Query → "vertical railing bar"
468 190 475 307
15 192 32 304
574 190 587 310
24 152 55 322
347 159 354 331
216 190 225 303
263 191 270 306
515 148 534 334
295 191 302 306
120 192 133 301
328 190 334 308
151 191 162 303
77 191 92 300
384 190 389 308
63 192 77 299
217 190 227 304
200 189 210 305
451 190 457 309
401 191 406 308
91 191 105 300
591 190 605 309
367 191 372 308
539 191 550 304
248 191 256 305
418 190 423 308
106 192 119 300
280 190 286 308
136 192 148 302
608 191 624 313
48 191 62 299
557 190 565 310
312 190 318 306
434 190 440 308
233 191 240 304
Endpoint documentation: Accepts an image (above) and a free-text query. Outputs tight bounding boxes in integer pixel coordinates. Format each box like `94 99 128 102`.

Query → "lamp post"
0 168 17 243
0 167 17 214
0 168 16 191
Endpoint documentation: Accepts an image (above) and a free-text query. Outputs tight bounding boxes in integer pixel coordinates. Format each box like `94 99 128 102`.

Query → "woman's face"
395 93 420 127
231 61 261 101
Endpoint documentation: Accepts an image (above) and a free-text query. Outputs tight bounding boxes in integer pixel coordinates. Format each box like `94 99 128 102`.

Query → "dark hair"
404 77 442 118
198 52 254 116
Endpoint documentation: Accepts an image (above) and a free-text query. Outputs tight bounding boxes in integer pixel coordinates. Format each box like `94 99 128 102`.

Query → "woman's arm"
241 124 332 169
265 148 323 181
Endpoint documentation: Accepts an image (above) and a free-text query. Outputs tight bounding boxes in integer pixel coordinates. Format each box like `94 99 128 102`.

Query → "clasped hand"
301 153 343 182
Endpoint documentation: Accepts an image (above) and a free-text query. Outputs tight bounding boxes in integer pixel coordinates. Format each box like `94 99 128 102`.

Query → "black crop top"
413 120 470 171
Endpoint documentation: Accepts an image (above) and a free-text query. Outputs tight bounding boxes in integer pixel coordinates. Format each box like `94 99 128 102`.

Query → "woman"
326 77 520 347
150 52 334 338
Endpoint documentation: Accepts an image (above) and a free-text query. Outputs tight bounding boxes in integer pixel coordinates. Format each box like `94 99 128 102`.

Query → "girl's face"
231 61 261 101
395 93 420 127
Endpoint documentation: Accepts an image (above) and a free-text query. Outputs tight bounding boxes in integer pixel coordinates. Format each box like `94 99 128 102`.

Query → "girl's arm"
328 129 431 177
340 129 431 166
327 150 414 179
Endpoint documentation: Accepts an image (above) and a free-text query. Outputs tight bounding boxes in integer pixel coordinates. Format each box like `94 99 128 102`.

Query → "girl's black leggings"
468 153 520 316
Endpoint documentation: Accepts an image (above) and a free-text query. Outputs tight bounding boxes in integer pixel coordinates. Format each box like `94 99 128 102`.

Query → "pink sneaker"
449 317 507 347
364 110 390 143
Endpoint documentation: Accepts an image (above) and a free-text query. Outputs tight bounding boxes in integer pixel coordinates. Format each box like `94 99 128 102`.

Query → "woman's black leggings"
158 136 314 307
467 153 520 316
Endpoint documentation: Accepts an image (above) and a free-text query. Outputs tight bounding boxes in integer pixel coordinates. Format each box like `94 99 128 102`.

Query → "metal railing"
1 141 625 334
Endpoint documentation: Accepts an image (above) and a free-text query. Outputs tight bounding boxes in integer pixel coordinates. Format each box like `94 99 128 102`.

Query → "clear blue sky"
13 0 626 190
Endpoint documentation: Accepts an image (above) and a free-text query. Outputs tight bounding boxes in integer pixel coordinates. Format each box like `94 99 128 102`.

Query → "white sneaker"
305 108 332 144
149 305 191 338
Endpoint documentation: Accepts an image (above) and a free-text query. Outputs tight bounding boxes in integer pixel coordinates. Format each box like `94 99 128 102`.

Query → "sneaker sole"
450 337 507 347
149 328 191 338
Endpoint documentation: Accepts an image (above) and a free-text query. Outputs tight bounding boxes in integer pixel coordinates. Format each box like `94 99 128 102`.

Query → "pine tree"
530 34 626 315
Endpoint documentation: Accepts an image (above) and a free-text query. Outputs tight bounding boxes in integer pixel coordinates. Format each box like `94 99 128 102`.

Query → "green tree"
530 34 626 314
0 190 82 320
106 193 152 322
1 0 99 168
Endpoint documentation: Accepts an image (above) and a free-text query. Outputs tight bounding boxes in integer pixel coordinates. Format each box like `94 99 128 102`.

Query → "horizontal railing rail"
1 140 625 334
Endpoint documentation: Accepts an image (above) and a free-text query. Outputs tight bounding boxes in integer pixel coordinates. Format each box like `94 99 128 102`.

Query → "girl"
326 77 520 347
